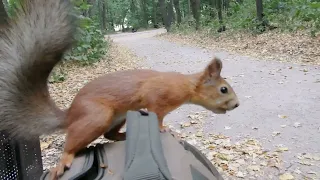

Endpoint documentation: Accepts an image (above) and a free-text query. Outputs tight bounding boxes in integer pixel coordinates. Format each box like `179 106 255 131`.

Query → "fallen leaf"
272 131 281 136
40 140 53 150
293 122 301 128
246 139 258 145
298 160 313 166
307 171 317 175
278 115 288 119
180 122 191 128
247 165 260 171
221 164 228 171
40 142 50 150
260 161 267 166
190 120 198 124
279 173 294 180
216 153 231 161
293 168 302 175
267 159 281 169
207 145 216 150
252 127 258 130
277 147 289 152
302 153 320 161
180 133 187 138
195 131 203 137
236 171 245 178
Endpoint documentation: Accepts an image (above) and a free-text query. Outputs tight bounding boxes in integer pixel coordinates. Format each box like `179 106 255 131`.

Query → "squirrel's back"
0 0 76 139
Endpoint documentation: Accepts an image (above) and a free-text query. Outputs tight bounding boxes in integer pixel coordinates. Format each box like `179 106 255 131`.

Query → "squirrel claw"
49 168 59 180
159 125 169 133
50 153 74 179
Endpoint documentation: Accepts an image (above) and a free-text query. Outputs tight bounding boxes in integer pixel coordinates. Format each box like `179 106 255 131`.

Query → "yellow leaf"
278 115 288 119
277 147 289 152
279 173 294 180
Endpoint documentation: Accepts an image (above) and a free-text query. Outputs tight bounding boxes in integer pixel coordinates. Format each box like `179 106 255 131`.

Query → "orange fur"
49 57 239 179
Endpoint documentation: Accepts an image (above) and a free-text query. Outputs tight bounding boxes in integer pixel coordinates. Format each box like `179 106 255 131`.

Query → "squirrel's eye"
220 87 228 94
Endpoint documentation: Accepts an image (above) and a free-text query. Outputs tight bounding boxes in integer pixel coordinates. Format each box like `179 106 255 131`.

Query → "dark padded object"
123 111 172 180
40 110 224 180
0 131 43 180
40 146 95 180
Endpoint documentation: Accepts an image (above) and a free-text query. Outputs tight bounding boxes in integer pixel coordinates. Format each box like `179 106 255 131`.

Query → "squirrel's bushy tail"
0 0 76 139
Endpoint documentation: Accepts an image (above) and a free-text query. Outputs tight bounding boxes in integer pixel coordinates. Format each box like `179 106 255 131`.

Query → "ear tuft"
205 57 222 79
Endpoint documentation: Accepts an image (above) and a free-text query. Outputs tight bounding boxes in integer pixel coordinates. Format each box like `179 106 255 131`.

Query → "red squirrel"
0 0 239 179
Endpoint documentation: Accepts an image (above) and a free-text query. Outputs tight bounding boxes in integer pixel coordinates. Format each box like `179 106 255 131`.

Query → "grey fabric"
40 110 224 180
123 111 172 180
160 133 220 180
190 165 209 180
94 142 126 180
40 147 95 180
181 141 224 180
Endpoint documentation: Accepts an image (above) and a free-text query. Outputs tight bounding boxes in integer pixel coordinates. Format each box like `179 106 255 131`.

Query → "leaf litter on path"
157 30 320 66
177 110 319 180
171 111 288 179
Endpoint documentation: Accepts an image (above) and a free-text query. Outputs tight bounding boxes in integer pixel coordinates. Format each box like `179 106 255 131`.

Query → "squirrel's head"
191 57 239 114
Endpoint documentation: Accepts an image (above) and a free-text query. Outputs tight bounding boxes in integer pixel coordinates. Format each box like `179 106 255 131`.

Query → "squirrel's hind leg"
50 106 115 179
103 118 126 141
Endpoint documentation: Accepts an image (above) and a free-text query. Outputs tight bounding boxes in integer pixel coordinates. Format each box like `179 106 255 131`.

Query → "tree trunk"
87 0 94 17
159 0 170 32
98 0 106 31
131 0 137 17
216 0 226 32
256 0 267 32
168 0 175 24
141 0 148 28
102 0 106 31
173 0 182 25
256 0 263 22
153 0 157 27
106 1 115 31
223 0 229 12
188 0 192 17
217 0 223 24
190 0 200 30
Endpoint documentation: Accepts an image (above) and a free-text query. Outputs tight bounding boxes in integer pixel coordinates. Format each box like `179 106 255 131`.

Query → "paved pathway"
109 29 320 179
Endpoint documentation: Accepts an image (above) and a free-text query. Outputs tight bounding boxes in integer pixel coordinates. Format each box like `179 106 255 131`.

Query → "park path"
108 29 320 179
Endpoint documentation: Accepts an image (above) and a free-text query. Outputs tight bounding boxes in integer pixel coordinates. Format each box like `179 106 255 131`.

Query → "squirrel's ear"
204 57 222 79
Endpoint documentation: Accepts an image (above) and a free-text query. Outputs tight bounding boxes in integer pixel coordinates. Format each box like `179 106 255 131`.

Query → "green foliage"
263 0 320 36
49 68 67 84
173 0 319 37
64 19 108 65
62 0 108 65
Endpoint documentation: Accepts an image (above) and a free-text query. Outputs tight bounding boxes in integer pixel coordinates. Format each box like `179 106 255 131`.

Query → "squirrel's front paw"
159 125 170 133
49 167 59 180
49 153 74 179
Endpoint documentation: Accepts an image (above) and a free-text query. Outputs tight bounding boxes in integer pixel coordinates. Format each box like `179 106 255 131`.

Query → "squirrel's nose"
234 103 239 109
